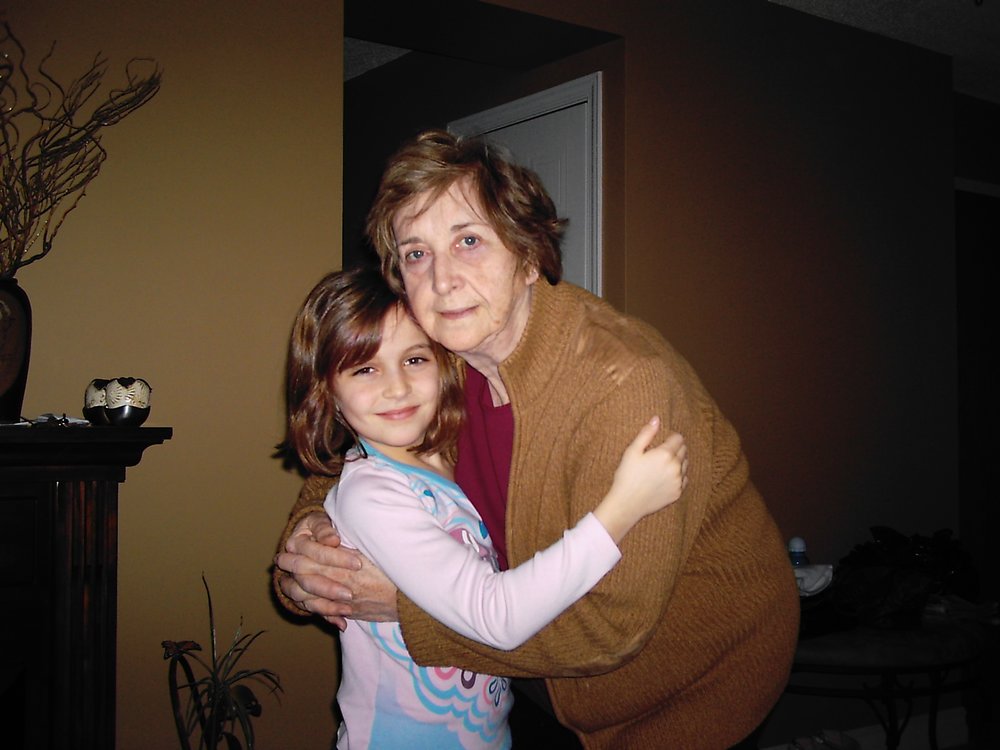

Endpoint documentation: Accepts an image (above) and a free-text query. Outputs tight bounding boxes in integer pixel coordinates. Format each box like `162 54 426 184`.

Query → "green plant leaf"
163 576 281 750
232 684 261 718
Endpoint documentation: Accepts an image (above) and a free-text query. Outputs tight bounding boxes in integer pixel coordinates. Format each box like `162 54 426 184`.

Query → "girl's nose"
383 369 411 398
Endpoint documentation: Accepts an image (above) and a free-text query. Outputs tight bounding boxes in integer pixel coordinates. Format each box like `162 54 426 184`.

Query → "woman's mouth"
438 305 475 320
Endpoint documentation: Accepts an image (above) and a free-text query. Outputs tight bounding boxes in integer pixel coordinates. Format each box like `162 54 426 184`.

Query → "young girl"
284 268 687 750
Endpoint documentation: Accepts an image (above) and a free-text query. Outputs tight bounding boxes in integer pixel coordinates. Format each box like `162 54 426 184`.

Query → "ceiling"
773 0 1000 102
343 0 616 81
345 1 1000 103
344 39 410 81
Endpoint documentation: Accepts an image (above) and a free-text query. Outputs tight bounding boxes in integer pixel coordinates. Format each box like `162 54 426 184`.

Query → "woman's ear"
522 263 540 286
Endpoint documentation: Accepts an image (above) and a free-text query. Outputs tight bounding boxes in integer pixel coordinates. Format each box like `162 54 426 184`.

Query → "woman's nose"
431 252 460 294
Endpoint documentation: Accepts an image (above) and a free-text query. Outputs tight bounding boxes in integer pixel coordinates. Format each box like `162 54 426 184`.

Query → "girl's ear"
333 400 351 431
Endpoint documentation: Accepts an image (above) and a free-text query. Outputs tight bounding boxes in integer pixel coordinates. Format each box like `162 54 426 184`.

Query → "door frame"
448 73 603 296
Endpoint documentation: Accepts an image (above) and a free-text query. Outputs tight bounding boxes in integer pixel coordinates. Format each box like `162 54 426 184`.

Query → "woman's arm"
398 356 718 677
337 468 616 650
272 475 398 629
272 474 338 616
335 422 683 651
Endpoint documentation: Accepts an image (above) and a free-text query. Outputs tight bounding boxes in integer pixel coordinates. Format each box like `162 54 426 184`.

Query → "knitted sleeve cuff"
271 501 328 617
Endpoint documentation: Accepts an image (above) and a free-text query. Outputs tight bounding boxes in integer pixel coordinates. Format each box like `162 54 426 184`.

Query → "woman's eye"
459 235 479 249
403 248 425 263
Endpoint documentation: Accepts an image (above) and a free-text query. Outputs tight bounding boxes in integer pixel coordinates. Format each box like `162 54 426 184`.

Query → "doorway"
341 3 619 278
448 74 603 296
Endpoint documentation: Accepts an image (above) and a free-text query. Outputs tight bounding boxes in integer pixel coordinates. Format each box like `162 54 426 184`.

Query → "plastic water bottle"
788 536 810 567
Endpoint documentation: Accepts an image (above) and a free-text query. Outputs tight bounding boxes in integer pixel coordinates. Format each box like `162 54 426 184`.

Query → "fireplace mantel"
0 425 171 750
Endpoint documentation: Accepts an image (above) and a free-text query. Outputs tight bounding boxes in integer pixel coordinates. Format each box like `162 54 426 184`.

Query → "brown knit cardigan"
275 281 799 749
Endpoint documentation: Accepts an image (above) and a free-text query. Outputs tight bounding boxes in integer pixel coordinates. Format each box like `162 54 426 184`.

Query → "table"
0 425 171 750
785 619 991 750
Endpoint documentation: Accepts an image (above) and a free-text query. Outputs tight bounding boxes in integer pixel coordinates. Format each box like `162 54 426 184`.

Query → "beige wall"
6 1 344 747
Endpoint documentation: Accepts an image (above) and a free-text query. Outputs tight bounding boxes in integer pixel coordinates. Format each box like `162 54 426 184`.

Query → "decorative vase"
0 278 31 423
104 377 152 426
84 379 112 425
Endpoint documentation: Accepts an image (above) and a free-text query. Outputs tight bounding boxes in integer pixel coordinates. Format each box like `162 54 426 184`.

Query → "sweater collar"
498 280 581 408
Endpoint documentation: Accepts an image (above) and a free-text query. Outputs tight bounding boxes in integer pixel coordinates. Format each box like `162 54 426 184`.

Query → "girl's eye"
404 356 430 367
351 366 375 377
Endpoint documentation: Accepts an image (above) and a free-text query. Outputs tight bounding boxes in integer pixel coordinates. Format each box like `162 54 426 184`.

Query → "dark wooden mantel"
0 425 171 750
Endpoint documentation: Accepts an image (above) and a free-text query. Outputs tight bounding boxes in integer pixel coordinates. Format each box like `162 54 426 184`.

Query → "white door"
448 74 603 296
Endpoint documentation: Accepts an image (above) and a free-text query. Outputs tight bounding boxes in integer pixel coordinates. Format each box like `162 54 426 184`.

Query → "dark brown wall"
346 0 960 572
955 93 1000 608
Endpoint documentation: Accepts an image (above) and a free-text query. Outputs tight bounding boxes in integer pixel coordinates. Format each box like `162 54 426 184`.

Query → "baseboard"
762 707 969 750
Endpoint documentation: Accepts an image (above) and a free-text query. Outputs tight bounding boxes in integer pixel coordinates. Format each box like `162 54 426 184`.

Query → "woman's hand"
275 512 400 629
593 417 688 543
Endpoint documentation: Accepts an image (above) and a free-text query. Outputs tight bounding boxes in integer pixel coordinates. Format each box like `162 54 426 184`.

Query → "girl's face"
332 307 441 463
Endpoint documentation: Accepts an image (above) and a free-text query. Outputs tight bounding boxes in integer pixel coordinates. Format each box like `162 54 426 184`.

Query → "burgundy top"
454 367 514 570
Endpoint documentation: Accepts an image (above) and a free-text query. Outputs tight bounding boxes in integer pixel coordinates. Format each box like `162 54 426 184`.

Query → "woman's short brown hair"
284 267 463 476
365 129 566 295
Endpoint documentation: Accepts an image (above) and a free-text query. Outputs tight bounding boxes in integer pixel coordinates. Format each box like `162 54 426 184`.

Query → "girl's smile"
377 406 419 419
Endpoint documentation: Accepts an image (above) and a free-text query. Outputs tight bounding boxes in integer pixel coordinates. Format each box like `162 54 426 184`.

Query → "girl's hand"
593 417 688 543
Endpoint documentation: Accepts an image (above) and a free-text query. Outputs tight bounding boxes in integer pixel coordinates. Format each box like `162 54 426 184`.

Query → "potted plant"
162 576 283 750
0 21 161 420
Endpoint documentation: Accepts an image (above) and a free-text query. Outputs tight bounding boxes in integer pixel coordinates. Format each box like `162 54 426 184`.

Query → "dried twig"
1 21 161 278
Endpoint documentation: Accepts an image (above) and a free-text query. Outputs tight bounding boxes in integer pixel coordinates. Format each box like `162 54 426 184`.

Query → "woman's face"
393 180 538 368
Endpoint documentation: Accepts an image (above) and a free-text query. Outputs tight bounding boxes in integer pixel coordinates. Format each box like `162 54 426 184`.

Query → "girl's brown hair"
284 267 463 476
365 129 566 296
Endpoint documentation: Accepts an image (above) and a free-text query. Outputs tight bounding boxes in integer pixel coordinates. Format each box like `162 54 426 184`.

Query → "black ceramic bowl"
105 404 150 427
83 405 109 425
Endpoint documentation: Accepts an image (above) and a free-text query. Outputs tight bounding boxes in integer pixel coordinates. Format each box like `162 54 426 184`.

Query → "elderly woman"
274 130 799 749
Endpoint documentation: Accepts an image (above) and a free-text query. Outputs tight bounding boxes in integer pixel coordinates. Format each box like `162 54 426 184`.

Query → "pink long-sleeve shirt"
326 442 620 750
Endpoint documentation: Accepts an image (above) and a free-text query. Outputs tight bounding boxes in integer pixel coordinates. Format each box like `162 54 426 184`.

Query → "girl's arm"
331 420 684 651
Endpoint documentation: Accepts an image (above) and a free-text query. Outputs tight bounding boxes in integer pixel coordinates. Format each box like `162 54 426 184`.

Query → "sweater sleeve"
398 352 715 677
271 474 337 616
333 461 622 650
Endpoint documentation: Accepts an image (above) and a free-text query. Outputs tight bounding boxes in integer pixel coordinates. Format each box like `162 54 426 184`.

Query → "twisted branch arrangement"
1 22 161 279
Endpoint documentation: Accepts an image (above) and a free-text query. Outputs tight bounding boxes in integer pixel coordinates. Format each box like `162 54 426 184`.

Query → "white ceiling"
773 0 1000 102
